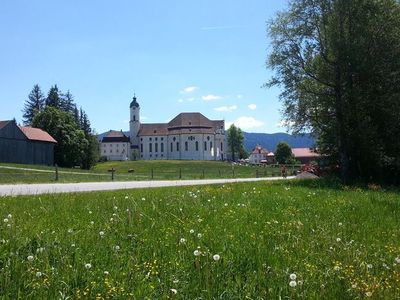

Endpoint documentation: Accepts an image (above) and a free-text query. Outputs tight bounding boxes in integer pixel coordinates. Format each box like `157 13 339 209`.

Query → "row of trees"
267 0 400 184
23 84 99 169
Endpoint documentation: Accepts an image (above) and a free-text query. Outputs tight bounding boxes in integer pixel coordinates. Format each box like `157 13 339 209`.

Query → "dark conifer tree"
45 85 61 108
22 84 45 125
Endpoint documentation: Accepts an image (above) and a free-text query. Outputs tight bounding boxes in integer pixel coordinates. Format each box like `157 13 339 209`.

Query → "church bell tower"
129 94 140 151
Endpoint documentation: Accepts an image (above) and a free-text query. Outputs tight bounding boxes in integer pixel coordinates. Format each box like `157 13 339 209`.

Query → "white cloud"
275 120 295 128
202 94 222 101
248 104 257 110
181 86 198 94
214 105 237 112
227 116 265 130
237 94 243 99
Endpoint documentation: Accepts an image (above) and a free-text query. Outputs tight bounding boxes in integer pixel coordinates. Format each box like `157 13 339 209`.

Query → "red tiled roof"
292 148 319 158
19 126 57 143
138 123 169 136
251 145 269 155
102 130 130 142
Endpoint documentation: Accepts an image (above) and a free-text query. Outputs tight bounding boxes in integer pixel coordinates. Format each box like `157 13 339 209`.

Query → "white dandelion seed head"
27 255 34 262
395 257 400 264
367 264 373 269
213 254 220 261
36 271 42 277
7 214 12 219
170 288 178 294
365 291 372 297
334 265 340 271
336 237 341 242
289 280 297 288
224 203 228 206
88 210 92 214
113 206 118 210
85 263 92 269
141 197 146 201
3 218 8 223
179 238 186 244
193 250 201 256
114 245 120 251
90 221 94 225
104 271 109 275
338 222 343 226
99 231 105 237
67 229 73 233
189 229 195 234
197 233 202 239
110 218 114 221
6 224 11 228
289 273 297 280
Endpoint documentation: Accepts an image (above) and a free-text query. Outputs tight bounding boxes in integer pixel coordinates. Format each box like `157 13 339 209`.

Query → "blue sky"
0 0 288 133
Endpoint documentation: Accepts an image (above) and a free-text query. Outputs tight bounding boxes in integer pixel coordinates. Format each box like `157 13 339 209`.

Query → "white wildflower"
189 229 195 234
85 263 92 269
213 254 220 261
27 255 34 262
193 250 201 256
170 288 177 294
336 237 341 242
3 218 8 223
179 238 186 244
36 271 42 277
289 280 297 288
289 273 297 280
99 231 105 237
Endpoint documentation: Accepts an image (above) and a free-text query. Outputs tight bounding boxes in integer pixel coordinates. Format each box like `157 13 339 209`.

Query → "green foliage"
32 107 87 168
22 84 45 125
275 142 294 164
0 181 399 298
45 85 62 109
267 0 400 183
227 124 244 161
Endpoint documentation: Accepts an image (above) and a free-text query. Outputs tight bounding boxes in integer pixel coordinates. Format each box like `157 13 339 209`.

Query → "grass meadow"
0 180 399 299
0 161 296 184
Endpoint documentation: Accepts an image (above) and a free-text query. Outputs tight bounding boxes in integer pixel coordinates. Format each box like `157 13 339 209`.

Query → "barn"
0 120 57 165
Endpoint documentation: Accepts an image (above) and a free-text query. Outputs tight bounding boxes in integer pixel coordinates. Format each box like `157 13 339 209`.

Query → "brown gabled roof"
102 130 130 142
168 112 214 129
0 120 11 130
251 145 269 155
138 123 169 136
19 126 57 143
292 148 320 158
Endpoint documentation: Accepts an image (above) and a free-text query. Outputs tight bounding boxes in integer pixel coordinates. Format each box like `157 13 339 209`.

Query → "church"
100 96 227 161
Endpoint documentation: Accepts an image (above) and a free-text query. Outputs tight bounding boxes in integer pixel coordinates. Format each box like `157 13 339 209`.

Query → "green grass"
0 180 399 298
0 161 296 184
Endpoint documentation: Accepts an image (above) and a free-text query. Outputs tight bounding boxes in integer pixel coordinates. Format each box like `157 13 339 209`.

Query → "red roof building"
292 148 320 164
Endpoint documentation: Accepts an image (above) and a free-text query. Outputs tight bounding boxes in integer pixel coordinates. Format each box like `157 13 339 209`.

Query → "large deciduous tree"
22 84 45 125
32 106 87 168
275 142 294 164
267 0 400 183
227 124 244 161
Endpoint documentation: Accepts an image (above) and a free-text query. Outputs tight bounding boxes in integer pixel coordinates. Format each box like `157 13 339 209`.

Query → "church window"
141 138 143 141
170 142 173 152
207 136 210 141
221 142 223 151
141 144 143 152
195 141 199 151
103 150 106 154
110 149 113 153
204 141 207 151
176 142 179 151
173 137 176 141
155 143 158 152
116 149 119 153
133 115 136 121
155 137 158 141
210 141 213 150
154 130 157 133
161 143 164 152
161 137 164 141
185 141 188 151
150 137 152 141
149 143 152 152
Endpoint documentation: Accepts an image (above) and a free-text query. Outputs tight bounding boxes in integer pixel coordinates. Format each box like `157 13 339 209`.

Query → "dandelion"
104 271 109 275
289 273 297 280
89 210 92 214
67 229 73 234
367 264 373 269
3 218 8 223
338 222 343 226
90 221 94 225
334 265 340 271
99 231 105 237
113 206 118 210
71 243 76 247
193 250 201 256
141 197 146 201
289 280 297 288
197 233 202 239
365 291 372 297
179 238 186 244
213 254 220 261
395 257 400 264
7 214 12 219
36 271 42 277
189 229 195 234
85 263 92 269
170 288 178 294
224 203 228 206
27 255 34 262
112 213 117 217
336 237 341 242
114 245 120 251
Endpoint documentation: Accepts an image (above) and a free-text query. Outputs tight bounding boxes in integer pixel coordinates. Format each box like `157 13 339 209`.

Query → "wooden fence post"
55 164 59 181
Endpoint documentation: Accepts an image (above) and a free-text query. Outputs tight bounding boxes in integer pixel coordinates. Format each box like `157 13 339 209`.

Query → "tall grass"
0 180 399 298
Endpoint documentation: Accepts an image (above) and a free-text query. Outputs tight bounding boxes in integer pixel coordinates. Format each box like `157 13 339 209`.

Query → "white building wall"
138 132 226 161
101 142 130 161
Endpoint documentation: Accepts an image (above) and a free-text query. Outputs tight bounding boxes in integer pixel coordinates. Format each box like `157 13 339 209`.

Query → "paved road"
0 176 295 196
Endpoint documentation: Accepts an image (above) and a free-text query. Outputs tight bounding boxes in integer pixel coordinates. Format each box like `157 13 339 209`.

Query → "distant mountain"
243 132 315 152
97 130 315 152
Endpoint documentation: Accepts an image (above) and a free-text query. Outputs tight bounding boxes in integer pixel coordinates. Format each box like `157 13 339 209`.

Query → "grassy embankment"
0 179 399 298
0 161 295 184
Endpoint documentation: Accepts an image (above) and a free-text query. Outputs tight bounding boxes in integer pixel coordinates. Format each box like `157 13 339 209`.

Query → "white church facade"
102 95 227 161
